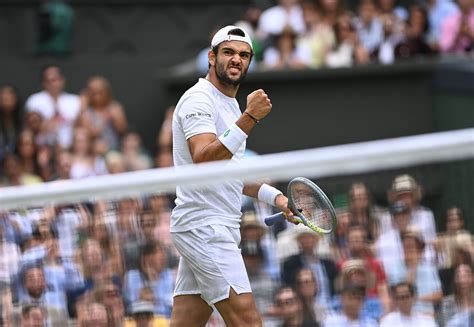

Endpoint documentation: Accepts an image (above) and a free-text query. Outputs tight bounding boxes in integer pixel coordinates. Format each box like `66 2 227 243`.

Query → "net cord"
1 128 473 210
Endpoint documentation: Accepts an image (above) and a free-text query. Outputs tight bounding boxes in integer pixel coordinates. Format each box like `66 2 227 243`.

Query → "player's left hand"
275 194 299 225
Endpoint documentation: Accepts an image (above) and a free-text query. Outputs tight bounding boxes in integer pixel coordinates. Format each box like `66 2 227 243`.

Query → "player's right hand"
245 89 272 121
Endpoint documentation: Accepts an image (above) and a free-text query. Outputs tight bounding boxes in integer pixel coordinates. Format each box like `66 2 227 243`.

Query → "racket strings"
291 185 332 231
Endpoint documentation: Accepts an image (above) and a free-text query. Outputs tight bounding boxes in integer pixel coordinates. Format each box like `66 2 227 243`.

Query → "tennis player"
170 25 295 327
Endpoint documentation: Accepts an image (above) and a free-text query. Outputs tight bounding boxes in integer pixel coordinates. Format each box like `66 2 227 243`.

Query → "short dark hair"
390 281 415 297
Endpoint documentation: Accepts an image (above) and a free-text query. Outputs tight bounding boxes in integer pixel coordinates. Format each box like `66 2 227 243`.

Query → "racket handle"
264 212 286 226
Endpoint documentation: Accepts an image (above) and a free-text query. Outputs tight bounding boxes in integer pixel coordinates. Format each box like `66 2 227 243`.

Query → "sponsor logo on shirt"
185 112 212 119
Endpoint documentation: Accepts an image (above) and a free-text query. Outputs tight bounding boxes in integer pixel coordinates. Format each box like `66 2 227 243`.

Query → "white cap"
211 25 253 50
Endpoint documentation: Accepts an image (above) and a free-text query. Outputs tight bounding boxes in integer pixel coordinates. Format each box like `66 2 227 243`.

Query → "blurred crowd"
0 65 473 326
196 0 474 72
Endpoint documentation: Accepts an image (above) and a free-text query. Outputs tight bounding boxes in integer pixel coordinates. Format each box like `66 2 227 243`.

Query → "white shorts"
171 224 252 305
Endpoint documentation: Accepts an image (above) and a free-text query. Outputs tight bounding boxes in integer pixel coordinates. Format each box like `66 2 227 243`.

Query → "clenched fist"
245 89 272 121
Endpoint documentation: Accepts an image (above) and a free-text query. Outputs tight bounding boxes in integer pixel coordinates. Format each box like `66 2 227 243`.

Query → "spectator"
262 26 311 70
353 0 385 56
76 302 111 327
270 286 314 327
377 0 408 63
17 265 68 326
387 231 442 316
282 225 338 308
326 14 370 67
298 1 336 68
105 151 127 174
20 304 46 327
125 300 169 327
258 0 306 39
70 127 108 179
72 238 121 306
1 153 42 187
322 283 378 327
395 4 434 59
16 130 40 177
0 85 22 160
294 267 327 325
123 241 174 318
52 150 72 180
241 211 280 280
377 0 409 21
338 225 390 312
425 0 460 49
386 174 437 261
376 202 414 281
77 76 128 150
240 240 278 325
441 263 474 325
121 132 152 171
331 207 352 260
332 259 384 322
89 216 123 277
94 279 126 327
380 282 437 326
440 0 474 53
348 182 384 243
25 65 81 149
123 210 158 271
436 206 472 269
315 0 348 26
0 224 21 286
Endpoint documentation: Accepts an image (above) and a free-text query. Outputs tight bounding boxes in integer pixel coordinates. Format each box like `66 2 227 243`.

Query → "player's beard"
215 57 249 86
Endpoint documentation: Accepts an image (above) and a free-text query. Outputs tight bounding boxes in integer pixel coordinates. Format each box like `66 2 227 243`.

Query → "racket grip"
264 212 286 226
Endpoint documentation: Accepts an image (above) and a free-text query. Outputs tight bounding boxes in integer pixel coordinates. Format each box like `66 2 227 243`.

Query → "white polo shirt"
25 91 80 148
171 78 245 232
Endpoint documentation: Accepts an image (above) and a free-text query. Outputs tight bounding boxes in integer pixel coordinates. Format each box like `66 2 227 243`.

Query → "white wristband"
258 184 283 206
218 123 247 154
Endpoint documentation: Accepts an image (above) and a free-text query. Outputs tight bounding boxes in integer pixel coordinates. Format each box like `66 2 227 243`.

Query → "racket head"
287 177 337 234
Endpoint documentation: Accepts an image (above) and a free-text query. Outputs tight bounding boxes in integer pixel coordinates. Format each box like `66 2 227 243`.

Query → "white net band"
1 128 473 211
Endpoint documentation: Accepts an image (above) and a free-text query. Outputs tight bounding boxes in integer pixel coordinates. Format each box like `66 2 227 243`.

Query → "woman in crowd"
77 76 128 150
348 182 383 244
294 267 327 325
441 263 474 326
70 127 108 179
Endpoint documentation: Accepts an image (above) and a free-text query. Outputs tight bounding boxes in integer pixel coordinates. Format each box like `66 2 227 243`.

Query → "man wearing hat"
125 300 168 327
170 25 296 327
386 174 436 257
332 259 384 322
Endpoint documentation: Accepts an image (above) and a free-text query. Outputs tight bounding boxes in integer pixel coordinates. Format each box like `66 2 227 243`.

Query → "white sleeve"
177 93 217 140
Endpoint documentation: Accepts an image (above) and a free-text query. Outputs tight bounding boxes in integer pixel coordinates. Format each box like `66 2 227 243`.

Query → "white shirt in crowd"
380 311 438 327
258 3 306 37
25 91 81 148
171 78 245 232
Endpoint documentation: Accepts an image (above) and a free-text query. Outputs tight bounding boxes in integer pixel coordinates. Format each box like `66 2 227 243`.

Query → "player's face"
213 41 252 86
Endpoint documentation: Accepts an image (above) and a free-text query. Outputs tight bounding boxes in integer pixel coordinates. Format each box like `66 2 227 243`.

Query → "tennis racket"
264 177 337 234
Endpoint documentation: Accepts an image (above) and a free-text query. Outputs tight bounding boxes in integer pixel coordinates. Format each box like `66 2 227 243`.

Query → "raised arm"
188 89 272 163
